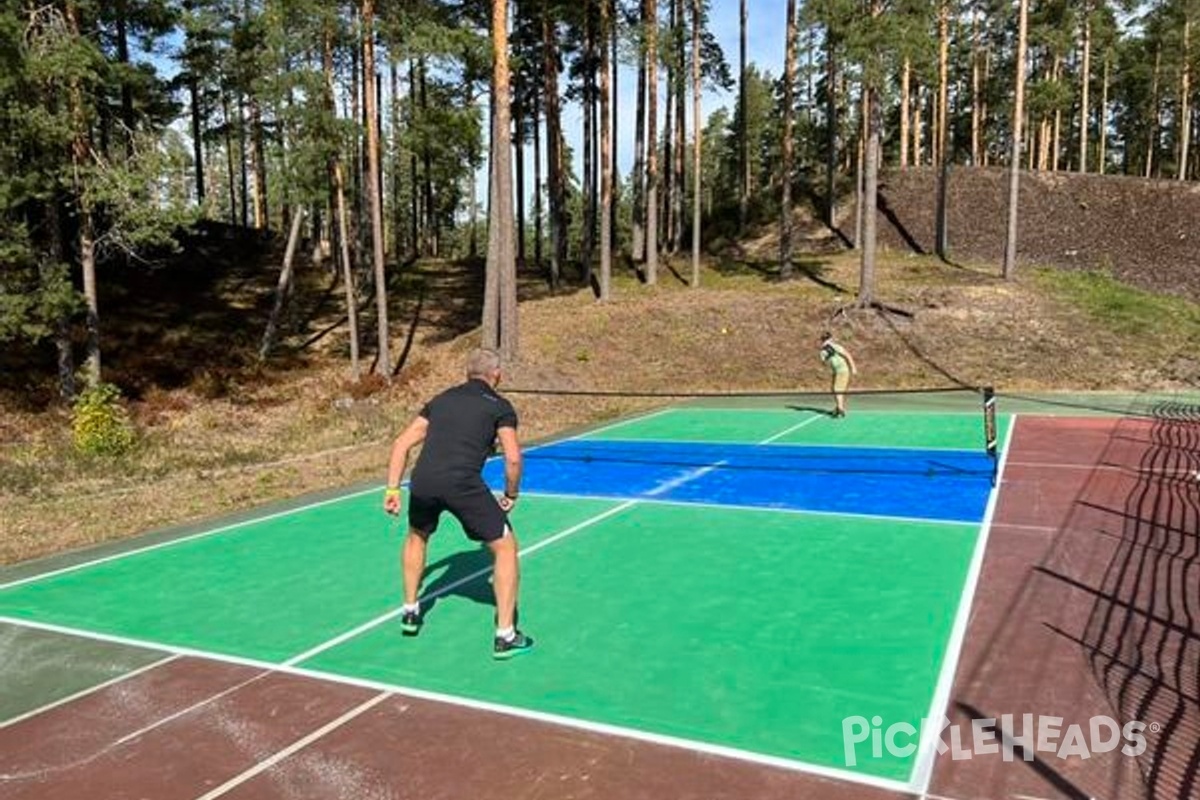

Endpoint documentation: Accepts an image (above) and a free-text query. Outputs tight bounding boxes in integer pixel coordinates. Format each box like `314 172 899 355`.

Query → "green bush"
72 383 136 457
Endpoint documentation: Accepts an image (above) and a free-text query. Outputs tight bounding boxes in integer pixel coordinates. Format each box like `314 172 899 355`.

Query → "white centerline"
192 692 391 800
759 413 822 444
283 500 638 665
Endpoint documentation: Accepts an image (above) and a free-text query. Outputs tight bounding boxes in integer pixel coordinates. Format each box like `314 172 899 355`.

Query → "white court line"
0 486 382 592
0 654 178 729
113 669 273 747
561 406 676 440
633 413 821 498
193 691 391 800
758 413 822 444
911 413 1019 794
0 616 912 796
283 500 638 665
645 462 728 496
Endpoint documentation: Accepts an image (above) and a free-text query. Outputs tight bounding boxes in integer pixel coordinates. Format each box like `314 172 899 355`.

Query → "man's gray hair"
466 347 502 379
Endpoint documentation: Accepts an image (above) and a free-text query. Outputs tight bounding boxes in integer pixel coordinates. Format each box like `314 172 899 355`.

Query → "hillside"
871 166 1200 302
3 169 1200 565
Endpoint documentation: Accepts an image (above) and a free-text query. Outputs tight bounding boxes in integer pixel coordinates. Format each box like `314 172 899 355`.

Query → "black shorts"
407 483 509 543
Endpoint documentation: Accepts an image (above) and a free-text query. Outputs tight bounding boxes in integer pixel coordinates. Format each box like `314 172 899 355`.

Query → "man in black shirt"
383 348 533 659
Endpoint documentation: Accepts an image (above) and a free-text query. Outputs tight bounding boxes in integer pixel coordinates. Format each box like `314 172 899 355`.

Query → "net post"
983 386 998 486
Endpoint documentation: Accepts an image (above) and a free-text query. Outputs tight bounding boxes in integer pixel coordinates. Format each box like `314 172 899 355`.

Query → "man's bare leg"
402 529 429 605
488 529 519 630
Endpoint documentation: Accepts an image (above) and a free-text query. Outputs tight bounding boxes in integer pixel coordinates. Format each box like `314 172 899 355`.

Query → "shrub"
72 383 136 456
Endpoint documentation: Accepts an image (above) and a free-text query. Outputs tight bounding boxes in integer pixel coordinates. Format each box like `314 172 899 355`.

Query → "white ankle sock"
402 602 419 614
495 626 515 640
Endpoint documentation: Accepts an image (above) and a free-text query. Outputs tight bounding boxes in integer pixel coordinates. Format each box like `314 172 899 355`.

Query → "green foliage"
71 383 137 457
1037 268 1200 338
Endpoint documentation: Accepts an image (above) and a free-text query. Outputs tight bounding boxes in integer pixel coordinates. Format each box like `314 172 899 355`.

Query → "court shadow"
417 546 496 619
786 404 836 417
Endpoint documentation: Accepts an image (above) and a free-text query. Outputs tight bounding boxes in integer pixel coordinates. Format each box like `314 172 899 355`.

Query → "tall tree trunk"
533 90 543 271
1052 56 1062 172
542 5 566 288
1079 6 1091 172
420 59 436 256
858 84 880 307
350 15 362 266
66 2 101 389
259 209 306 360
645 0 659 284
780 0 797 278
599 0 613 300
610 9 620 255
390 58 403 257
971 10 981 165
485 0 518 359
79 212 100 388
1178 18 1192 181
514 96 527 268
249 95 267 228
631 0 648 264
190 76 206 202
936 0 949 170
1145 49 1161 178
738 0 749 233
581 4 595 281
673 0 686 256
222 92 237 225
326 23 360 380
1004 0 1029 280
409 59 419 259
900 57 911 168
935 0 950 258
46 200 77 400
115 0 134 154
238 93 249 227
362 0 391 375
690 0 701 288
824 33 837 228
334 160 361 381
912 82 924 166
1098 52 1109 173
855 92 866 250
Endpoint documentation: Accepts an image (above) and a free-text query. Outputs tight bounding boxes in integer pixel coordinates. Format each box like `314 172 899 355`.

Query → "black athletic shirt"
410 378 518 492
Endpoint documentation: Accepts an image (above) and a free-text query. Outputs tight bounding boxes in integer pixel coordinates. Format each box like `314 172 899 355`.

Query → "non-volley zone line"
0 614 916 796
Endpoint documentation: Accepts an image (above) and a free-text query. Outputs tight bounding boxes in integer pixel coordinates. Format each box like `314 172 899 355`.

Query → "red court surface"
1 412 1196 800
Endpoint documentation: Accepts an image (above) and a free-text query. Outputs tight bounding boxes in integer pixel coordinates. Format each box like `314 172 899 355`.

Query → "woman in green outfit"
819 331 858 418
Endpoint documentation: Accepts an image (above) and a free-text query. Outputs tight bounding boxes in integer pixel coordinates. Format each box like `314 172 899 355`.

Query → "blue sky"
585 0 790 177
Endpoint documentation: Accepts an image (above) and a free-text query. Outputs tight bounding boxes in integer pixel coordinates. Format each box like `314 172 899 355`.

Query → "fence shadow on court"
1075 402 1200 800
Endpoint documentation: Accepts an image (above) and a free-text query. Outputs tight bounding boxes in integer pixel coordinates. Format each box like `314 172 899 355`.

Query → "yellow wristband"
384 487 401 498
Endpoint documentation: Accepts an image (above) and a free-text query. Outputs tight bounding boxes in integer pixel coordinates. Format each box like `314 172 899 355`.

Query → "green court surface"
0 403 1008 790
588 404 1000 449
